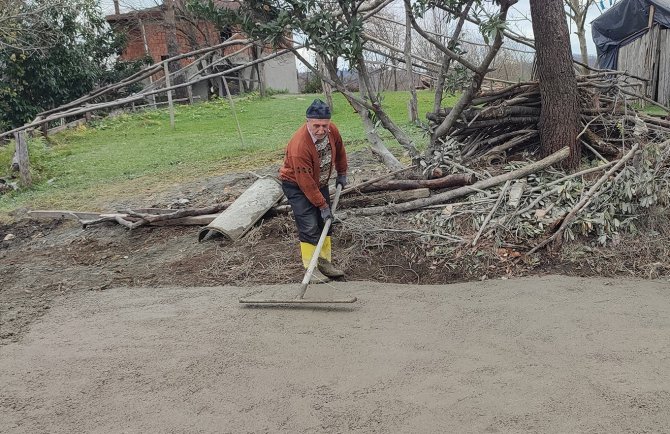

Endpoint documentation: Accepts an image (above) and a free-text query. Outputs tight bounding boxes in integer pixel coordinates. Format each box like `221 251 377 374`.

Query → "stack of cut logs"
426 73 670 170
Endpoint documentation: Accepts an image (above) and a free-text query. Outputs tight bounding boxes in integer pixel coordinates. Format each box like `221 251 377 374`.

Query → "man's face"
307 118 331 141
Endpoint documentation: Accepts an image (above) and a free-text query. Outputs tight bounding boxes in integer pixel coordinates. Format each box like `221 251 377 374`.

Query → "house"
592 0 670 106
105 2 299 99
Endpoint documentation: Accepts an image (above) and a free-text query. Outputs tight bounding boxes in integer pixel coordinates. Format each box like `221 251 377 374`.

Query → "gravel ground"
1 276 670 433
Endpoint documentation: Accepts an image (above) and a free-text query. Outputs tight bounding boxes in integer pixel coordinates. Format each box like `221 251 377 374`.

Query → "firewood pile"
425 73 670 173
388 73 669 253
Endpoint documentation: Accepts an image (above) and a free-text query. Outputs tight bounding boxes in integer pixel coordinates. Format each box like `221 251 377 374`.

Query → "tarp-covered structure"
592 0 670 69
592 0 670 105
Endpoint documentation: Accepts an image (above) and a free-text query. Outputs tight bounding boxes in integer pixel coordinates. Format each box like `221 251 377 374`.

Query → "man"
279 99 348 284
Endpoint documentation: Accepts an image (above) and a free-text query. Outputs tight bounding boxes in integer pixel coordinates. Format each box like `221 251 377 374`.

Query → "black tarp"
592 0 670 69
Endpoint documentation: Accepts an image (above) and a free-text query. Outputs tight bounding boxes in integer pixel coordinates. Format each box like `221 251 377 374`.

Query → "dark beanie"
306 99 331 119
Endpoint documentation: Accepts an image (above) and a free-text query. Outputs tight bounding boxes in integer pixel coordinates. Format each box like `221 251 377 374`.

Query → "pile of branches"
339 73 670 256
337 136 669 266
425 73 670 171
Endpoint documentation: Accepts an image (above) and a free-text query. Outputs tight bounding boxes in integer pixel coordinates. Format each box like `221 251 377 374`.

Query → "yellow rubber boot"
317 236 344 278
319 236 332 262
300 242 330 283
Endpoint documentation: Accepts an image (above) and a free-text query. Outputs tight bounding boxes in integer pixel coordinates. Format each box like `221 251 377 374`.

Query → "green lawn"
0 91 452 214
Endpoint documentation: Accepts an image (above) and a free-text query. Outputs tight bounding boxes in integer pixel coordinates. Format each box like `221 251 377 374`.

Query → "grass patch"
631 102 669 116
0 90 455 214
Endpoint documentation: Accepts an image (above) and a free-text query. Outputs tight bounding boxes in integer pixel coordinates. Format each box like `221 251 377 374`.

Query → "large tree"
529 0 581 169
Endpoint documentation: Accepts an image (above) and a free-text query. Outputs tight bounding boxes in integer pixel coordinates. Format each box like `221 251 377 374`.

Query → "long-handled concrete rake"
239 184 357 304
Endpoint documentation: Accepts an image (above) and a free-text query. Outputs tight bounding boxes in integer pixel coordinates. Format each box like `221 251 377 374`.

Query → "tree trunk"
432 0 474 114
576 12 589 73
138 18 157 108
355 57 421 162
317 55 334 110
530 0 581 169
349 69 403 171
255 45 266 97
164 0 187 99
565 0 591 74
404 5 418 123
392 59 398 91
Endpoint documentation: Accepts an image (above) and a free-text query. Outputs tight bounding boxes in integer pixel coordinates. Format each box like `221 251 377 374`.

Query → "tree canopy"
0 0 144 131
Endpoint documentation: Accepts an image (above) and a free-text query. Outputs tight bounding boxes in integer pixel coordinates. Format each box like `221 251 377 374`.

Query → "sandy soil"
2 276 669 433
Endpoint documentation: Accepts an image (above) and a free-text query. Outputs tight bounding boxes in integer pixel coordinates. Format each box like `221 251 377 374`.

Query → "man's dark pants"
282 181 332 244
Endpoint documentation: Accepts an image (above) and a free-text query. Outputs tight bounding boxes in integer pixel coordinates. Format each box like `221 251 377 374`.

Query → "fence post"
14 131 32 187
163 61 176 129
187 85 194 105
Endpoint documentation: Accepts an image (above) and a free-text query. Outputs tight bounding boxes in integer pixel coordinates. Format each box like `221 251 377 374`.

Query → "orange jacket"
279 123 348 209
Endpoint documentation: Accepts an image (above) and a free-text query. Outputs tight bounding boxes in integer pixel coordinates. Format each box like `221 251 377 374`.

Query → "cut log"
338 188 430 208
583 129 620 156
124 203 230 224
353 147 570 215
359 174 474 192
339 166 415 196
474 131 539 162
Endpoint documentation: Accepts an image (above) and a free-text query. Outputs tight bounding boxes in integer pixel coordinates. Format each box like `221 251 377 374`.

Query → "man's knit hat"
306 99 331 119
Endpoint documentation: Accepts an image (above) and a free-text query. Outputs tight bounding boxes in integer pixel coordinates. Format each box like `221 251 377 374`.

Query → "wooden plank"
14 131 32 187
658 28 670 107
650 25 662 102
619 29 654 102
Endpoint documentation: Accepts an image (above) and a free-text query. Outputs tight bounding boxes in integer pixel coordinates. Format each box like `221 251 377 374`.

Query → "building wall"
117 19 222 66
110 15 299 94
262 53 299 93
618 24 669 105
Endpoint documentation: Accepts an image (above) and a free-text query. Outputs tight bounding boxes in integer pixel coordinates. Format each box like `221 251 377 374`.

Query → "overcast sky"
99 0 615 57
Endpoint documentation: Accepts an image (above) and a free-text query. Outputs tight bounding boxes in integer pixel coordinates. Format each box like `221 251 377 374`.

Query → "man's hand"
336 174 348 188
320 206 333 221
